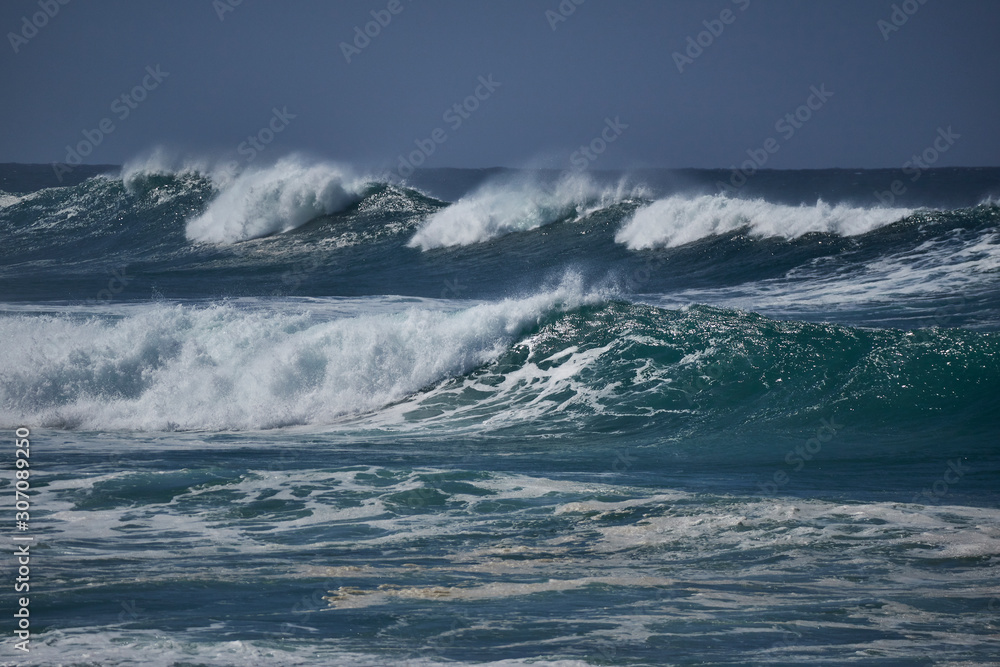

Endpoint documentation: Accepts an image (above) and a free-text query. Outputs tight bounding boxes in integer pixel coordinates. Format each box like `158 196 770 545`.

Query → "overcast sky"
1 0 998 171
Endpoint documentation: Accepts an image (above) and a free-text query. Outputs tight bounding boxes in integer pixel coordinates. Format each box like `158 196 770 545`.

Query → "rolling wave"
184 157 371 244
0 277 600 431
650 209 1000 322
408 173 645 250
615 194 915 249
2 282 995 434
2 159 998 329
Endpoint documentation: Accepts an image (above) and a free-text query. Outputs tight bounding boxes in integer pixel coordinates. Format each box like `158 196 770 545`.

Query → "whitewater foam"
409 173 644 250
184 157 369 244
119 147 212 185
615 194 914 249
0 278 599 431
23 629 594 667
0 190 40 209
647 223 1000 317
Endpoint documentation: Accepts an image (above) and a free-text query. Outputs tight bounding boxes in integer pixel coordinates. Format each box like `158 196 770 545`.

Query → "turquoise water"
1 161 999 665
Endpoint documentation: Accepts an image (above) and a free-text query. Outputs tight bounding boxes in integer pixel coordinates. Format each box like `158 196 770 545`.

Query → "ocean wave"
5 287 994 434
118 148 212 186
615 194 915 249
376 301 997 435
0 190 40 209
642 204 1000 322
185 156 371 244
0 276 600 431
408 173 645 250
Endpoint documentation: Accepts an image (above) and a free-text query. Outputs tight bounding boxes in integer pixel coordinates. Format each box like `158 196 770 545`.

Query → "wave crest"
409 173 645 250
185 157 369 244
0 276 597 431
615 194 914 249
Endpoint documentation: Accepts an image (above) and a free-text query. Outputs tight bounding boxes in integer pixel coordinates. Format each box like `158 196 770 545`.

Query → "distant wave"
408 173 645 250
615 194 915 249
0 191 40 209
184 157 371 244
648 224 1000 321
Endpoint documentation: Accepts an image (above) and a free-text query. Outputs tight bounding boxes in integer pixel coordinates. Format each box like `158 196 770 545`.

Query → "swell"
1 292 995 436
0 159 436 268
1 162 997 326
383 300 1000 439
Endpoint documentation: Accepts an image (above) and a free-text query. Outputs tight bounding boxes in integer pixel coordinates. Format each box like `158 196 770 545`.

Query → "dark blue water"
1 158 999 665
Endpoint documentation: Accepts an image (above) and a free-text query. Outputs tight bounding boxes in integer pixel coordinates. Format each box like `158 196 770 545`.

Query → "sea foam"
409 173 644 250
0 278 597 431
615 194 914 249
184 157 369 244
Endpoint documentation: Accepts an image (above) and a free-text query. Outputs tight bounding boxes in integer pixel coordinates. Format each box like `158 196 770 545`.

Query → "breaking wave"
184 157 371 244
409 173 645 250
615 194 915 249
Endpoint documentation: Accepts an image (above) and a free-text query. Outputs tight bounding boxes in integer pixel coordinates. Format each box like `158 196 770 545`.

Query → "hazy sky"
2 0 998 171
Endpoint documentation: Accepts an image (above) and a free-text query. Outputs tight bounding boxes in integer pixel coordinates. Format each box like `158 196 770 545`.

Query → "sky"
1 0 998 171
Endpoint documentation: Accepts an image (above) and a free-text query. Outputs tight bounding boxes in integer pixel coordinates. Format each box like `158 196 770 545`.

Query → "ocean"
1 157 998 665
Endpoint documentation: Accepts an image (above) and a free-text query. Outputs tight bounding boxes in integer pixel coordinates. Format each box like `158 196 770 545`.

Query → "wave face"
3 292 996 436
615 194 914 249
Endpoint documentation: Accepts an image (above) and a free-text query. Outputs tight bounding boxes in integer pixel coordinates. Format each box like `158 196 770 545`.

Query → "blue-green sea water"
1 158 999 665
